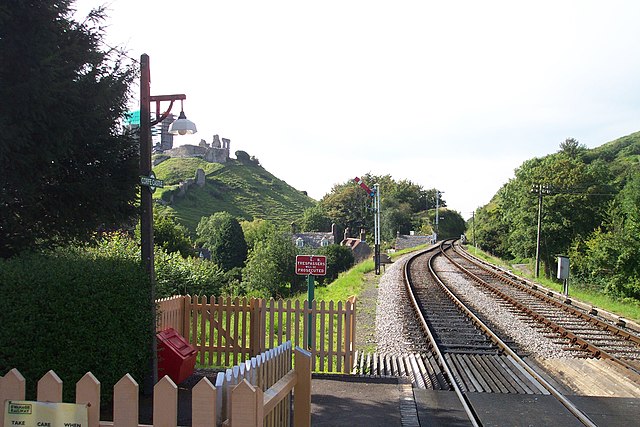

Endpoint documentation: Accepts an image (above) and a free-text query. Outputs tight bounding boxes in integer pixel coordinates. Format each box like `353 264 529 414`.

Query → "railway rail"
446 241 640 373
356 240 629 426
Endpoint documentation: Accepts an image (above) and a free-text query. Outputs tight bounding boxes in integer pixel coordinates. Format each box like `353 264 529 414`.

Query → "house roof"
292 232 334 248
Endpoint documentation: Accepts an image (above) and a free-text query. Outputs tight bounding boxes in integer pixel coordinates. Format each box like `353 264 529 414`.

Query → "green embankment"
152 157 315 233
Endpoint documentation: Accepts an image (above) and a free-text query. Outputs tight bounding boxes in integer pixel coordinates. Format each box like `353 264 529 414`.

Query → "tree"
381 199 413 240
571 173 640 299
321 182 372 235
299 205 332 232
559 137 587 159
242 232 301 297
153 214 195 258
196 212 247 271
431 208 466 239
317 244 354 283
0 2 138 258
470 194 511 258
241 218 276 252
320 174 445 246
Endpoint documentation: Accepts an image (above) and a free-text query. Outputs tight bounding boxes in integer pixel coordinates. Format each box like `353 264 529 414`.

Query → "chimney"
360 228 366 242
343 227 350 241
291 221 297 234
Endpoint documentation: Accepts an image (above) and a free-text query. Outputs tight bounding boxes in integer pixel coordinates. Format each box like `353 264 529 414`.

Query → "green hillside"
151 156 315 232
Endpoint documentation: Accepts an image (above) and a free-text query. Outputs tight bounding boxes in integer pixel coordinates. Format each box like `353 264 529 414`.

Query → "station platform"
311 374 640 427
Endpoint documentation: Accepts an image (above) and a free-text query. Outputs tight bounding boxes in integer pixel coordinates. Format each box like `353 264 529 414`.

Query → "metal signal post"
373 183 381 275
353 177 381 274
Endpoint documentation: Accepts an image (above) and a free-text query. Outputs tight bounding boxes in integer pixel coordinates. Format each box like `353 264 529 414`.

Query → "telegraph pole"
435 190 443 241
532 184 550 278
472 210 476 249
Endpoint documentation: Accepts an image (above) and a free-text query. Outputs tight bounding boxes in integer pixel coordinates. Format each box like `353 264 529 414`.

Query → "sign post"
140 171 164 193
295 255 327 349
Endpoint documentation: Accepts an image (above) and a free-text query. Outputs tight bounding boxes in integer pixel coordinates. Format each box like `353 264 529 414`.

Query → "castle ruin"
162 134 231 164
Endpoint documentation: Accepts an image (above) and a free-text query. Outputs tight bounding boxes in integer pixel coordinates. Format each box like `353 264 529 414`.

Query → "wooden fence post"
232 379 264 427
0 369 26 427
76 372 100 427
181 294 189 337
345 295 357 373
113 374 139 427
293 347 312 427
249 298 258 357
154 376 178 427
192 377 217 427
37 370 63 402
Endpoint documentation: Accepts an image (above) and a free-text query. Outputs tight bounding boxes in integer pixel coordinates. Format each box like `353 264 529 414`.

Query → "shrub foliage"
0 240 152 401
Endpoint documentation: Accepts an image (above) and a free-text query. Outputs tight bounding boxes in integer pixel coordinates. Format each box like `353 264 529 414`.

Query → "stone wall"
163 134 230 164
161 168 208 205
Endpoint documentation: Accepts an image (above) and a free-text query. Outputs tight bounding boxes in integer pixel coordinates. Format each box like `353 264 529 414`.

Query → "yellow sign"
4 400 88 427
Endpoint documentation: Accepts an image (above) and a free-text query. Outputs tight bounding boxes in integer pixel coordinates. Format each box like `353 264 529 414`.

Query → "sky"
74 0 640 219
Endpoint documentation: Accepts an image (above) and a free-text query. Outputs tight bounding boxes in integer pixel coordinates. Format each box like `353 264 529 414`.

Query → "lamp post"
139 53 196 393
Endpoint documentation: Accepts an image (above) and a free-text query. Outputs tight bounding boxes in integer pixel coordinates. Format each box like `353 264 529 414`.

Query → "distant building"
290 223 372 264
291 223 339 249
340 227 371 263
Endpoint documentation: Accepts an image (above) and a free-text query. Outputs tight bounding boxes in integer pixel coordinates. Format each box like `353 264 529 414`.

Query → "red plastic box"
157 327 197 384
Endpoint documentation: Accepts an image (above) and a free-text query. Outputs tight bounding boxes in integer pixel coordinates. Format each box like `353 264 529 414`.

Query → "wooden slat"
191 377 215 427
76 372 100 427
154 376 177 427
37 370 63 402
467 355 499 392
482 355 517 393
232 380 263 427
0 369 26 427
113 374 138 427
335 301 342 372
414 354 432 388
446 354 474 392
318 301 325 371
499 357 535 394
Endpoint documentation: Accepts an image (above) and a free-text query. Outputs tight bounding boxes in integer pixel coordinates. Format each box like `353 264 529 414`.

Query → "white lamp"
168 100 197 135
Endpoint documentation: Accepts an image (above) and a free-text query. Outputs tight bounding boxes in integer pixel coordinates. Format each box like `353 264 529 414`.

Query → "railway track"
445 242 640 373
356 241 624 426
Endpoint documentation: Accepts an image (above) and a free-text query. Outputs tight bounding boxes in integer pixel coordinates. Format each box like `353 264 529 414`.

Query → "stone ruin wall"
163 134 230 164
157 135 231 205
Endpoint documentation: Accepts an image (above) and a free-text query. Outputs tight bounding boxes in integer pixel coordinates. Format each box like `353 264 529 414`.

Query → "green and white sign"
4 400 88 427
140 171 164 193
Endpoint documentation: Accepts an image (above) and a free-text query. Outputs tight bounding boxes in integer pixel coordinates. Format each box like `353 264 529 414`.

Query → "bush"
317 244 355 283
155 248 225 297
0 240 152 401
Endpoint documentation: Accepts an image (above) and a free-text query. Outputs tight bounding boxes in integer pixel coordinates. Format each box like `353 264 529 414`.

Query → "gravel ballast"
374 251 569 359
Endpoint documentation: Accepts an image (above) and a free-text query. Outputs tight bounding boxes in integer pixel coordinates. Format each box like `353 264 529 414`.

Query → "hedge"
0 243 152 401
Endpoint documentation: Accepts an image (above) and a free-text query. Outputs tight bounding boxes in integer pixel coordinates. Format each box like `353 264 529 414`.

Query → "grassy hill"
152 156 315 233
